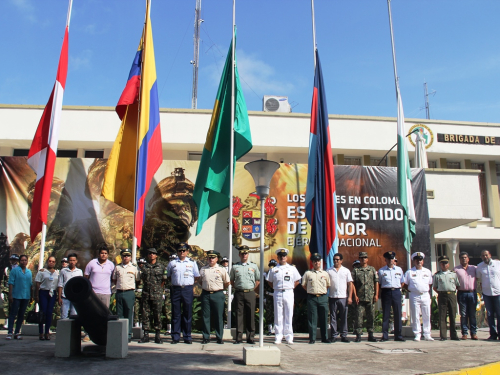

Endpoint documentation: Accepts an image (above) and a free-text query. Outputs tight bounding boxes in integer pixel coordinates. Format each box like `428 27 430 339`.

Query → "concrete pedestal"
316 327 331 339
106 319 128 358
132 326 143 339
55 319 81 358
223 328 235 340
21 324 40 336
243 346 280 366
402 326 414 337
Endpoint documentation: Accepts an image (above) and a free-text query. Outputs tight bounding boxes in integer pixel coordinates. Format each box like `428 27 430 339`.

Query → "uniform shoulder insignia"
290 264 296 267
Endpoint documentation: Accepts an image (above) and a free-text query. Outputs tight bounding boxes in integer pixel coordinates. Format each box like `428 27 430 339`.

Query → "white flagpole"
311 0 317 69
227 0 236 331
38 0 73 271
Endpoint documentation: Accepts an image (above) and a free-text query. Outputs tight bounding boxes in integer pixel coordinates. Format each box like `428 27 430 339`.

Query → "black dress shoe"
487 336 498 341
217 339 224 344
309 340 315 344
321 339 331 344
380 337 389 342
202 339 210 344
171 340 179 344
247 340 255 344
331 338 337 343
440 338 447 341
394 338 406 342
184 340 192 344
341 337 350 343
451 337 460 341
233 340 242 344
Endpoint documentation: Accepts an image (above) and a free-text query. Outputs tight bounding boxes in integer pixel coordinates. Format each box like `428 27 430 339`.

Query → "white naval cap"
275 248 289 256
411 252 425 260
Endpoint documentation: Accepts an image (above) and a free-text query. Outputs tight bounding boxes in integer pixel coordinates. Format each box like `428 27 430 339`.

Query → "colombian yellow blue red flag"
102 1 162 246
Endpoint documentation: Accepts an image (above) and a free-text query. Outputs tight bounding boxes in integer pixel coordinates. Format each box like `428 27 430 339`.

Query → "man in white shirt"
57 253 83 319
266 248 301 345
327 253 353 343
476 250 500 340
402 252 434 341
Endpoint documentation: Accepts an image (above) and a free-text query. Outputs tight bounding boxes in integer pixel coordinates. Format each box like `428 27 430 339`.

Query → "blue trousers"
457 291 477 336
483 294 500 338
171 285 194 341
38 290 57 334
8 298 29 335
381 288 403 340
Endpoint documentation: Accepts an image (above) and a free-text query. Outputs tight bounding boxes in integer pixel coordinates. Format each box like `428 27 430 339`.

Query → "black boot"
368 332 377 342
139 332 149 343
354 334 361 343
155 330 163 344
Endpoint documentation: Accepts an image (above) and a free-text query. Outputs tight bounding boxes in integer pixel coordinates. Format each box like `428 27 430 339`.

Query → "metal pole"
311 0 317 69
259 197 265 347
227 0 236 331
191 0 202 109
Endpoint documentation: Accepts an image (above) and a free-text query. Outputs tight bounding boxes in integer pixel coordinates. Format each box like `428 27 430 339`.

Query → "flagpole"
311 0 317 68
38 0 73 271
226 0 236 331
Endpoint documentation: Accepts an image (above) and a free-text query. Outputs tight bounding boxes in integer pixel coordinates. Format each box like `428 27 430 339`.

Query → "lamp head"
244 159 280 198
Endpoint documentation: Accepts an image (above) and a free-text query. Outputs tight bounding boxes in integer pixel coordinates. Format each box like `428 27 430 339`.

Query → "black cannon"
64 276 117 346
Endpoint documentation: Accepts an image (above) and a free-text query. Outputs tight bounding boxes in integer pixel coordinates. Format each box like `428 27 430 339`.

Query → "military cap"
383 251 396 259
169 253 178 261
268 259 278 268
120 249 132 256
61 257 68 263
221 256 229 263
137 258 147 264
394 258 398 262
411 252 425 260
438 255 450 263
359 252 368 258
206 250 220 258
176 242 190 251
275 248 289 256
9 254 19 260
310 253 322 261
352 260 361 266
236 245 250 253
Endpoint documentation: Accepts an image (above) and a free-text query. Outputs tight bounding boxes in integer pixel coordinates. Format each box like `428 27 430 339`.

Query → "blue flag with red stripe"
305 50 338 270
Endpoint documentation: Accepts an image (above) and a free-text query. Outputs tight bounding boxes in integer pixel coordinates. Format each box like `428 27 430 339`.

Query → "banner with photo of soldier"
0 157 429 275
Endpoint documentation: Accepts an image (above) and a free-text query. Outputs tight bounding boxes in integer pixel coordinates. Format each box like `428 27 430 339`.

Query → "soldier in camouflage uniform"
139 249 167 344
2 254 19 325
134 258 147 327
351 252 379 342
264 259 277 335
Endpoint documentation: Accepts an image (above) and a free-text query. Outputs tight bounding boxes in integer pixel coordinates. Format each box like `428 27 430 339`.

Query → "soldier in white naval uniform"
266 248 301 345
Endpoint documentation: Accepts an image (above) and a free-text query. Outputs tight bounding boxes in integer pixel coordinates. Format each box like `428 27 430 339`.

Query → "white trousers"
273 289 294 342
409 292 431 336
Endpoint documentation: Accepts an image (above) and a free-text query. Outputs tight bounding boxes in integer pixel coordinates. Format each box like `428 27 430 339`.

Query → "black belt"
438 291 456 294
382 287 400 291
235 289 253 293
203 289 223 294
458 290 475 293
117 289 135 292
308 293 326 297
173 285 192 288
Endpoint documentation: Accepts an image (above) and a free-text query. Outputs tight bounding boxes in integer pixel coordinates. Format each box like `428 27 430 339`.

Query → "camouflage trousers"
134 297 142 325
2 292 9 320
162 295 172 324
354 301 375 334
141 298 162 331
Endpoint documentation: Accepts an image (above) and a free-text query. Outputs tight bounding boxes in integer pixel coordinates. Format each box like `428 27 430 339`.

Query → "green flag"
193 36 252 235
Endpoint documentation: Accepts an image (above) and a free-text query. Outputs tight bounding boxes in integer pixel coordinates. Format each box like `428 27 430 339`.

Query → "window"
446 161 461 169
471 163 488 217
57 150 78 158
456 243 498 265
435 243 446 258
85 150 104 158
188 152 202 161
189 152 266 162
427 160 437 168
370 158 387 166
344 157 361 166
496 164 500 198
13 149 29 156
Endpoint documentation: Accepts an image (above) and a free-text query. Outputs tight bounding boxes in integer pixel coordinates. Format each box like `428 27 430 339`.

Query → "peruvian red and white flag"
27 1 72 241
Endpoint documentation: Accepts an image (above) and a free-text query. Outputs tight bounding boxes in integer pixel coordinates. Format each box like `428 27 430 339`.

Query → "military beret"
10 254 20 260
236 245 250 253
310 253 322 261
352 260 361 266
137 258 147 264
169 253 178 261
206 250 220 258
275 248 289 256
438 255 450 263
61 257 68 263
359 252 368 258
268 259 278 268
383 251 396 259
120 249 132 256
147 248 158 254
411 252 425 260
176 242 190 251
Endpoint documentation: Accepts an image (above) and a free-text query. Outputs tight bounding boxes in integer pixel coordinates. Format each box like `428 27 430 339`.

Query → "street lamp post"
244 159 280 348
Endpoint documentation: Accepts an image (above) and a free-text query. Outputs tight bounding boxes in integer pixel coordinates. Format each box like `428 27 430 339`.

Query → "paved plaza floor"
0 329 499 375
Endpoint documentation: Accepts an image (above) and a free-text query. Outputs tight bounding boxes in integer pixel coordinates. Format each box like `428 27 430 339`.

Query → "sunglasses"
178 249 187 252
123 255 131 257
333 258 341 261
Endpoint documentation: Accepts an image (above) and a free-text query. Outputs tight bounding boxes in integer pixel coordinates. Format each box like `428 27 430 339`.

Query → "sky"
1 0 499 123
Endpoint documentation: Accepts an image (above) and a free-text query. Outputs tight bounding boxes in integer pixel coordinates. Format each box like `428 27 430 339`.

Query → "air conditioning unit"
263 95 291 113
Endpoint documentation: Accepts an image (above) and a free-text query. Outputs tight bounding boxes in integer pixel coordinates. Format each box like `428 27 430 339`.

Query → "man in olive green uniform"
265 259 277 335
230 245 260 344
134 258 146 327
433 255 460 341
302 253 331 344
2 254 19 325
352 252 379 342
200 250 230 344
139 248 167 344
